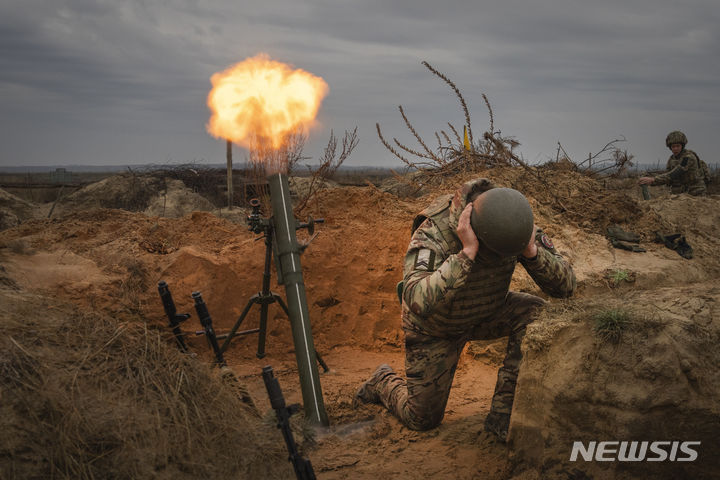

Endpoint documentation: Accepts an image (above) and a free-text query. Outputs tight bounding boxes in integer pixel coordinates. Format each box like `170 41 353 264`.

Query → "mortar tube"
267 172 329 426
641 184 651 200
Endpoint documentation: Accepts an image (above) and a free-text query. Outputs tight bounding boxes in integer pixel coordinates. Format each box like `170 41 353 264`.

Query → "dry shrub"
0 289 292 480
245 127 359 216
118 257 149 314
375 60 639 227
376 60 522 181
293 128 359 215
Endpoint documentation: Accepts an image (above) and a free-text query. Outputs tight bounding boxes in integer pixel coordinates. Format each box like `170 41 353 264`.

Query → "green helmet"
665 131 687 148
470 188 534 257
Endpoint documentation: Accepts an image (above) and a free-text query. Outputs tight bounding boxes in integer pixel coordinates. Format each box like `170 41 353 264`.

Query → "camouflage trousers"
671 184 706 196
374 291 545 431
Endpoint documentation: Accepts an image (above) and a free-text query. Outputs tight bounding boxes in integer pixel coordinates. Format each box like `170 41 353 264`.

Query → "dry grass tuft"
523 301 586 352
0 289 292 480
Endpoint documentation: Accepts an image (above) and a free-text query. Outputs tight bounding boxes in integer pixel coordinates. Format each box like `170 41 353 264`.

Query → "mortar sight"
246 198 267 234
245 197 324 238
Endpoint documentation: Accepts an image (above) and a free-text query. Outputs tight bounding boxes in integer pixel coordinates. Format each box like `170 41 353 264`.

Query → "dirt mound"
58 173 163 212
496 166 656 235
0 184 417 352
0 287 295 480
511 288 720 479
387 165 671 239
3 172 719 348
0 209 258 326
645 193 720 241
144 178 217 218
0 188 38 231
56 174 215 218
379 171 430 198
289 176 339 198
1 165 719 478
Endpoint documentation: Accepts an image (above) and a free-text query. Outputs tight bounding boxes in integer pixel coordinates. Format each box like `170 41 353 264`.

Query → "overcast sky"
1 0 719 170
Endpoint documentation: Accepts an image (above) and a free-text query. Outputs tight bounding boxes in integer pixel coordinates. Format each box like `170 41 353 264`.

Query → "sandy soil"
1 168 719 479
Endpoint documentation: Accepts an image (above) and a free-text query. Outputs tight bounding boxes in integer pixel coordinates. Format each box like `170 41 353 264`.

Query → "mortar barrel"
267 172 329 426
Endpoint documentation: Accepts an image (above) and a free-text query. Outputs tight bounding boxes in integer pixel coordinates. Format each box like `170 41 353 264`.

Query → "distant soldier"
639 131 707 196
354 179 576 442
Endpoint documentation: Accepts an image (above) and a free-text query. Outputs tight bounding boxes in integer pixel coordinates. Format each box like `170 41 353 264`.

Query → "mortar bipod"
219 209 328 372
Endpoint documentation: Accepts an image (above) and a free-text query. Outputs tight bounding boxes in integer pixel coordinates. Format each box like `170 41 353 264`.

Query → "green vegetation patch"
607 269 634 287
593 308 632 343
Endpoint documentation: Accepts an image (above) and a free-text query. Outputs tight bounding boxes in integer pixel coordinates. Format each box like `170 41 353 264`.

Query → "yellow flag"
463 126 471 151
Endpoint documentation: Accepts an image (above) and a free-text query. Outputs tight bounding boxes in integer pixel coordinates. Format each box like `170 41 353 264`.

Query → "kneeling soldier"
355 178 576 441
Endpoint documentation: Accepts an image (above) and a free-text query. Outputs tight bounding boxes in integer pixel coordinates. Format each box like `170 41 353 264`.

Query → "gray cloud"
1 0 719 169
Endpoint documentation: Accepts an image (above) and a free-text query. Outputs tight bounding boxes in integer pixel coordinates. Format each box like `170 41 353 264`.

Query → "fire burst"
206 54 328 172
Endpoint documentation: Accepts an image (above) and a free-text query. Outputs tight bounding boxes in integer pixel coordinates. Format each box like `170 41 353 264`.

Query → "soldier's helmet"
666 131 688 148
470 188 534 257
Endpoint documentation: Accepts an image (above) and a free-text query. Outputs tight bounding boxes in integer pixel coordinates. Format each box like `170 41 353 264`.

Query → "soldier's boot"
353 364 394 407
655 232 693 259
484 410 511 443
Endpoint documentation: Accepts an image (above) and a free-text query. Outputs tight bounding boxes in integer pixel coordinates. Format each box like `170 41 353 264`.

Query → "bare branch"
398 105 441 162
377 123 415 166
394 138 437 160
482 93 494 134
577 136 627 169
556 141 571 163
447 123 463 145
294 127 359 215
285 128 311 173
422 60 474 148
375 62 531 181
440 130 452 145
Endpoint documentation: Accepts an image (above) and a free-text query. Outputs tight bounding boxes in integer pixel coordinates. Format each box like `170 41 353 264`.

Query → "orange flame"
206 54 329 151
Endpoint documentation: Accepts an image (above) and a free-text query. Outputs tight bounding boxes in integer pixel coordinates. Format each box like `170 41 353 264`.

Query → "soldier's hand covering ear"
457 203 479 260
521 224 538 259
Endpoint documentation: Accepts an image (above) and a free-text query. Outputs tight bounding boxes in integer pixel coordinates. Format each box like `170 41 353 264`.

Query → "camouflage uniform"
653 148 706 196
367 179 576 431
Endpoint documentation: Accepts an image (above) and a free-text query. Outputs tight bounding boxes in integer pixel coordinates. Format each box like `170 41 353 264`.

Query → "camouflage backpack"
687 150 711 184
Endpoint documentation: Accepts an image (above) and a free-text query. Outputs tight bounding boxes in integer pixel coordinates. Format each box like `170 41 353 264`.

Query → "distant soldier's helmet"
666 131 687 148
470 188 534 257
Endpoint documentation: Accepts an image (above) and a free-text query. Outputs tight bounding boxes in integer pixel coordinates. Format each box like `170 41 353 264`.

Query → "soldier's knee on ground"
405 413 443 431
403 404 446 431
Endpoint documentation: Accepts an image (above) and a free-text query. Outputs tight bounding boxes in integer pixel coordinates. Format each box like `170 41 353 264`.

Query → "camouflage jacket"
401 179 576 338
654 149 706 195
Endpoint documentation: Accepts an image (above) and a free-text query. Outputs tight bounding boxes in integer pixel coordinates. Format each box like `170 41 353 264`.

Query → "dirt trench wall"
509 286 720 480
0 188 38 230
